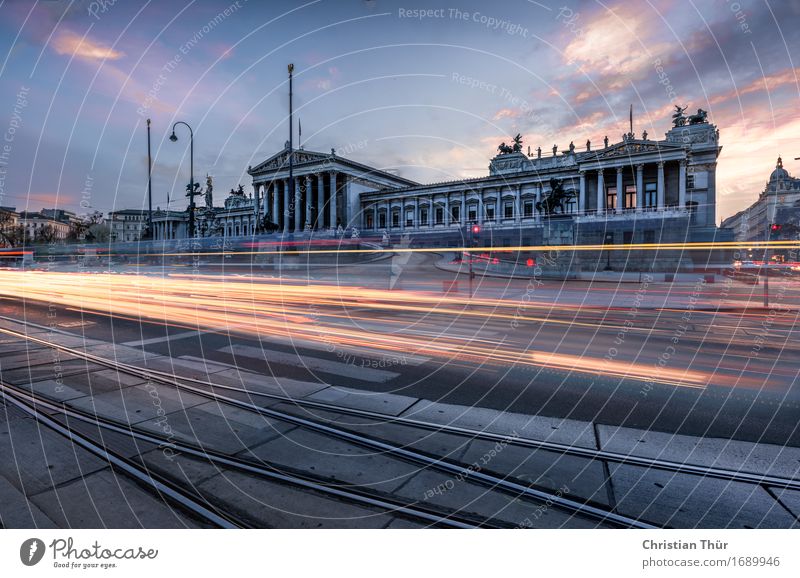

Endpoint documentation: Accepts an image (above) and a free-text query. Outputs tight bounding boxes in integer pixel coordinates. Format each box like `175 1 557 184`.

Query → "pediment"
250 148 331 173
592 140 680 159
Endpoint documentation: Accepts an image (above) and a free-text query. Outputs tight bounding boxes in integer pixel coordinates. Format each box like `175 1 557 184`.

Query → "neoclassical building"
147 112 724 262
247 145 417 232
357 119 721 250
721 156 800 243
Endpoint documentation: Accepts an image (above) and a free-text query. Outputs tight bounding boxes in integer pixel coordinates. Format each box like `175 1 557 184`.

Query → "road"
1 252 799 446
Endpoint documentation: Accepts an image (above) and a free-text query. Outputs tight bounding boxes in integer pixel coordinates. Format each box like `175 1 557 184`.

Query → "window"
644 183 657 208
451 205 460 223
379 213 386 228
504 203 514 219
625 185 636 210
623 231 633 245
644 230 656 244
392 211 399 227
468 205 477 222
435 207 443 225
366 213 374 229
486 205 495 221
606 187 617 211
406 210 414 227
420 208 429 225
687 174 695 189
564 196 576 214
523 201 534 217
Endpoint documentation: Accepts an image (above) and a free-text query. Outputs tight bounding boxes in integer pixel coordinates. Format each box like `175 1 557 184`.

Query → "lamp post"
288 63 295 235
146 119 153 239
169 121 197 238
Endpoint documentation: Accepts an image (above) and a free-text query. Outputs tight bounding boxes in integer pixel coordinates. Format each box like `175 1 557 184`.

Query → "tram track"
2 322 799 495
0 322 651 528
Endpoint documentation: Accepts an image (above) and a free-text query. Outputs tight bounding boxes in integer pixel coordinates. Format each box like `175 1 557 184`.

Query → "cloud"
51 30 124 62
710 67 800 105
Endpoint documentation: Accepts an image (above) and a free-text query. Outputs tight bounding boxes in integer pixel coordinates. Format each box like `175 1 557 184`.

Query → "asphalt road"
2 252 799 447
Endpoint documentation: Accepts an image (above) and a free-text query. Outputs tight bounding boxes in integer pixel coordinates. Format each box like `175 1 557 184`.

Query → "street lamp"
169 121 198 238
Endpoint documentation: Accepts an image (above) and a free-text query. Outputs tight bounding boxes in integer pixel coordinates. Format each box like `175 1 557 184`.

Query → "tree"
68 210 104 242
87 222 110 243
0 211 24 247
33 223 59 245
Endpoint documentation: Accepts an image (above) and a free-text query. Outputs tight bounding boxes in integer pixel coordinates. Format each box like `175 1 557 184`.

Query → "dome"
770 156 790 181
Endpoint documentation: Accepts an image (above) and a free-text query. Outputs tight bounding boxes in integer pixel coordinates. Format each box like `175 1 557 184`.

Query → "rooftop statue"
497 142 513 155
687 108 708 125
672 105 688 127
205 175 213 208
511 133 523 153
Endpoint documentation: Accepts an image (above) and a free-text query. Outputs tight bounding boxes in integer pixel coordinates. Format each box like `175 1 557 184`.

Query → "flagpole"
288 63 294 234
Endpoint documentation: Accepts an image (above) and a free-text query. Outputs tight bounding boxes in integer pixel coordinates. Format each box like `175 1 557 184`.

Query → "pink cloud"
51 30 124 62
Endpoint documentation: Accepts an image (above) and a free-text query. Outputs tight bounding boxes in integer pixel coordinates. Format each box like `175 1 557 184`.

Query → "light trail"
0 270 755 389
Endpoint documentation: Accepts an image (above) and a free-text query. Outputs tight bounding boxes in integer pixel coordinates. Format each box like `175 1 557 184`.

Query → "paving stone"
458 438 611 506
0 360 104 385
60 368 148 395
140 356 235 379
0 416 108 497
272 404 474 461
609 463 800 528
67 382 209 426
306 386 419 416
239 426 421 494
136 401 298 454
404 400 598 449
208 367 329 399
197 468 395 528
29 468 203 528
395 470 606 529
0 350 81 369
770 487 800 521
598 424 800 480
0 475 58 528
135 447 226 488
384 517 430 529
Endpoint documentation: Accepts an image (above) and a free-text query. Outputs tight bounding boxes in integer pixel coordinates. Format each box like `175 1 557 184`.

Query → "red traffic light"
770 224 782 232
526 258 535 267
471 225 481 234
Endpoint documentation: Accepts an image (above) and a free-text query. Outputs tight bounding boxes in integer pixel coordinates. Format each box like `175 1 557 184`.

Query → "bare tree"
0 212 24 247
33 223 59 245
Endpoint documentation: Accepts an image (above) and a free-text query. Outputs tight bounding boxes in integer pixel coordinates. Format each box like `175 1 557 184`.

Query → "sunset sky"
0 0 798 222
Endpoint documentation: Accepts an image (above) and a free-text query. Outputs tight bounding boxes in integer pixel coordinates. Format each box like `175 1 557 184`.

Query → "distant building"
17 211 70 242
0 206 20 247
721 156 800 243
109 209 149 242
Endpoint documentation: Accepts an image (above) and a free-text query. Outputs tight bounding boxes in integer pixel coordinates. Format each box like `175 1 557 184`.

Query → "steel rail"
0 325 653 529
0 380 493 529
2 322 798 493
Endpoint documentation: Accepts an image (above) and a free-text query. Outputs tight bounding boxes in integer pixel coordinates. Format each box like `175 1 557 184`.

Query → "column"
495 189 501 224
535 184 542 221
429 195 434 227
304 175 312 231
679 160 687 211
372 203 378 231
444 194 450 227
478 190 484 225
387 201 392 232
515 185 522 224
616 167 623 214
414 196 420 230
329 172 338 229
461 191 466 226
635 164 644 213
316 174 324 229
400 199 405 232
271 183 278 227
597 170 605 215
578 172 585 215
253 184 261 231
283 178 290 233
294 175 304 233
657 162 665 210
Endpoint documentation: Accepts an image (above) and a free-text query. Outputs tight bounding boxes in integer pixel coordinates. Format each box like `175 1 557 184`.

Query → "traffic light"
770 224 782 239
470 224 481 247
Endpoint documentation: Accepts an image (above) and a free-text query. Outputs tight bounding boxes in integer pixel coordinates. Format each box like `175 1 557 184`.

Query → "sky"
0 0 798 223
